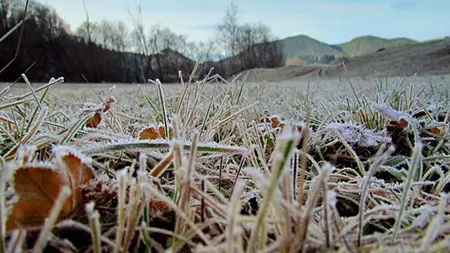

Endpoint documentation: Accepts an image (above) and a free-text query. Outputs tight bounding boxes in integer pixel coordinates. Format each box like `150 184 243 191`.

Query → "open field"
239 37 450 82
0 73 449 252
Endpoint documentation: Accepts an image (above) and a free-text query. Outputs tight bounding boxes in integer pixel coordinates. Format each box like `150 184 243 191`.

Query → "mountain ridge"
279 34 418 64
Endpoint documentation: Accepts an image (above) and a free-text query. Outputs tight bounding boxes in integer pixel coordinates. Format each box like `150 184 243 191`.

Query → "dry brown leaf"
103 97 115 112
6 149 95 231
6 166 67 230
85 97 115 128
139 127 161 140
85 111 102 128
139 124 173 140
57 151 95 212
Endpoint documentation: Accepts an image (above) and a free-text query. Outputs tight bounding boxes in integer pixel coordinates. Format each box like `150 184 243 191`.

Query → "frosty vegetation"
0 72 449 252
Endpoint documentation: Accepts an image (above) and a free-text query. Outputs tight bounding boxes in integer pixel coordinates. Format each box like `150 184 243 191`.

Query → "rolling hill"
238 37 450 81
328 37 450 77
280 35 345 60
280 35 418 64
336 35 417 57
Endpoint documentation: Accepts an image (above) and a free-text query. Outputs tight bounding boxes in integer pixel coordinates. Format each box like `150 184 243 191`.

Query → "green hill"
280 35 345 60
278 35 417 64
336 35 417 56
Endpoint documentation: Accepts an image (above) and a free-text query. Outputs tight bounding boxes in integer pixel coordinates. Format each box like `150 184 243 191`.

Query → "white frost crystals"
324 122 391 148
372 103 413 121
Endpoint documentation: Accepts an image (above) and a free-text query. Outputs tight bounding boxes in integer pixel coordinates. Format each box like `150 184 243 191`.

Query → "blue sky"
40 0 450 44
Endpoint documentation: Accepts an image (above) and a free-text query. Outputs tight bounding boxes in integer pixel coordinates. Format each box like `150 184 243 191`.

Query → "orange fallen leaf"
85 97 115 129
86 111 102 128
431 127 441 135
139 127 161 140
7 148 95 231
398 119 409 128
57 151 95 212
157 124 174 139
103 97 115 113
270 116 281 128
139 124 173 140
6 166 66 230
158 125 167 139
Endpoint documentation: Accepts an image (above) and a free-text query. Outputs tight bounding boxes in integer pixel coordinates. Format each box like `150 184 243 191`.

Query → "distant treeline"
0 1 284 83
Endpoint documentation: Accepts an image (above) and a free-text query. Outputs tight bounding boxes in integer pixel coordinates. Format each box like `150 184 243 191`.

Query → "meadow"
0 72 449 252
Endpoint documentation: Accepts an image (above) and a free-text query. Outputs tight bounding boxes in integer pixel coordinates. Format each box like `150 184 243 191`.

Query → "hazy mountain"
327 37 450 77
336 35 417 57
238 37 450 82
280 35 345 59
279 35 417 64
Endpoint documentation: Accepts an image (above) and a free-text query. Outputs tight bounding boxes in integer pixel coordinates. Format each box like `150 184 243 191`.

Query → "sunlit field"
1 73 449 252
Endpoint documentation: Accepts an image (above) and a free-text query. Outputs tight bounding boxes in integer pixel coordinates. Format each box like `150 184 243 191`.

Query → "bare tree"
235 22 275 67
111 20 129 52
97 19 114 49
81 0 94 44
150 25 186 52
146 25 188 81
75 20 98 44
185 40 217 62
216 1 239 57
103 20 130 81
129 5 155 81
214 1 283 76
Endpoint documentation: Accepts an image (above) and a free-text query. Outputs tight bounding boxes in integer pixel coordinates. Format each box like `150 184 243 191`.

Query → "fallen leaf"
103 97 115 112
57 151 95 212
431 127 441 135
139 127 160 140
270 116 281 128
6 148 95 231
6 166 67 230
85 111 102 128
85 97 115 128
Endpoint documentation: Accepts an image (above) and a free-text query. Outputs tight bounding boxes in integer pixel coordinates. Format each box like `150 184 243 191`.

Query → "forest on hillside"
0 0 284 83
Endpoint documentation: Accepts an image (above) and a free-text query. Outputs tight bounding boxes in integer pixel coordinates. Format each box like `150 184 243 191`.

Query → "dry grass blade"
141 183 212 247
122 175 146 251
226 181 245 253
13 77 64 100
419 194 449 251
342 62 362 108
246 128 300 253
81 140 248 155
392 142 423 244
291 164 330 253
298 101 311 207
4 107 48 160
32 186 71 253
59 111 96 144
0 13 31 44
212 102 258 129
333 129 365 175
0 100 26 111
150 149 175 177
6 229 26 253
173 132 199 250
86 202 102 253
21 74 42 110
156 79 169 138
114 169 128 253
358 145 393 246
